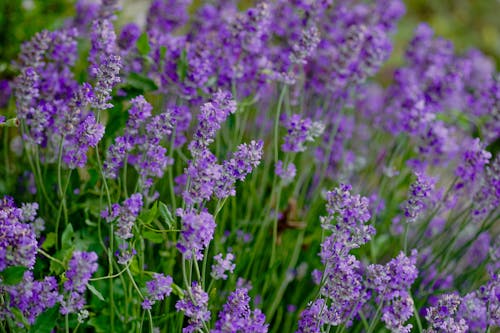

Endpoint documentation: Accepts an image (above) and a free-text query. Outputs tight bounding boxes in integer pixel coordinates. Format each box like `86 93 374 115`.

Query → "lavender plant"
0 0 498 332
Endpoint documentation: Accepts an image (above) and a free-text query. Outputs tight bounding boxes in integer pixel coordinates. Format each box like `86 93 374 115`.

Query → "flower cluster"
60 251 99 315
0 196 38 271
176 209 216 261
176 281 211 333
366 250 419 332
211 253 236 281
212 288 268 333
142 273 173 310
101 193 143 239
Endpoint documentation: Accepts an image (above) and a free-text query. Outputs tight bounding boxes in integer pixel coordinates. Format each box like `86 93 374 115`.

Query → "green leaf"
159 202 176 230
88 316 110 333
41 232 57 250
136 32 150 55
10 307 29 327
126 73 158 92
176 48 188 81
30 306 59 333
143 231 163 244
0 266 27 285
87 283 105 302
139 201 159 225
61 223 74 250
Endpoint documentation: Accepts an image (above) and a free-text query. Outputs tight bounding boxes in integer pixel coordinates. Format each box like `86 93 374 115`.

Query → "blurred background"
1 0 499 81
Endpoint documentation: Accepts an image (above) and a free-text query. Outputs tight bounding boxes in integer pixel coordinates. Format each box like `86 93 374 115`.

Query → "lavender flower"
424 293 468 333
89 19 121 110
101 193 143 239
1 271 60 326
455 138 491 186
0 196 38 271
296 299 326 333
211 253 236 280
188 90 237 156
177 209 216 261
282 114 324 153
403 172 435 222
215 140 263 199
321 184 374 249
366 250 419 332
183 148 223 205
275 160 297 185
212 288 268 333
142 273 173 310
176 281 211 333
61 251 99 315
290 24 320 65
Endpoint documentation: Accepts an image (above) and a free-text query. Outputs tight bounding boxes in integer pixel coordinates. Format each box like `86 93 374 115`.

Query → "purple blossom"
473 155 500 221
211 253 236 280
275 160 296 185
101 193 143 239
0 196 38 271
318 239 367 326
61 251 99 315
290 24 320 65
455 138 491 186
176 281 211 333
403 172 436 222
142 273 173 310
183 148 223 205
1 271 60 326
366 250 419 332
296 299 326 333
321 184 374 249
189 90 237 156
215 140 263 199
177 209 216 261
89 19 121 110
425 293 468 333
212 288 268 333
282 114 324 153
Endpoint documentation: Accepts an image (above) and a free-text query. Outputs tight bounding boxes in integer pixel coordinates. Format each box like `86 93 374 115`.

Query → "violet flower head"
177 209 216 261
424 293 468 333
215 140 263 199
189 90 237 156
318 238 367 326
290 24 320 65
61 251 98 315
211 253 236 280
366 250 419 333
456 138 491 187
296 298 326 333
275 160 296 185
473 154 500 221
175 281 211 333
403 172 435 222
0 80 11 108
282 114 324 153
322 184 374 248
183 148 223 205
64 113 105 169
89 18 121 110
147 0 191 34
459 292 488 332
1 271 60 326
142 273 173 310
212 287 268 333
101 193 143 239
0 196 38 271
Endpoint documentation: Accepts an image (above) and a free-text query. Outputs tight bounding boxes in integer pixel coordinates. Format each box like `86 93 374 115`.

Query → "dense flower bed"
0 0 498 332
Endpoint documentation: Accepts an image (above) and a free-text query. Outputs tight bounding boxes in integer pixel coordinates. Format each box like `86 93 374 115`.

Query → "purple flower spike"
175 281 211 333
177 209 216 261
102 193 143 239
211 253 236 280
212 288 268 333
61 251 98 315
142 273 173 310
425 293 468 333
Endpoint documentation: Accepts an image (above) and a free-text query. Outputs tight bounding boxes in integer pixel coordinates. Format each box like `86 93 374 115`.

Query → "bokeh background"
1 0 499 82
